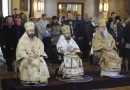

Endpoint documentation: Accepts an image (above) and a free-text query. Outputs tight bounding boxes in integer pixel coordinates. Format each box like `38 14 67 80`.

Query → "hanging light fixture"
59 4 62 10
103 2 108 11
37 0 43 11
99 3 103 12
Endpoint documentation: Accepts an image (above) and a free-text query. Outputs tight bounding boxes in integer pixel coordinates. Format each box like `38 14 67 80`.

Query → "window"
2 0 8 17
57 2 84 17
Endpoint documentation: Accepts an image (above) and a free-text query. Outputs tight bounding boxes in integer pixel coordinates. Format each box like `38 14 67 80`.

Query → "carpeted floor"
2 71 130 90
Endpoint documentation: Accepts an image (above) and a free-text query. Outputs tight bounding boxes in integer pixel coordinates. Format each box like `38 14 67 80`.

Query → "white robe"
57 35 84 78
16 33 50 83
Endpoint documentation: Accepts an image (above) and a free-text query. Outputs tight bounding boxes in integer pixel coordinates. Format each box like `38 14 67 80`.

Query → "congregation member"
19 12 27 25
14 18 25 43
84 14 91 33
106 12 116 30
84 14 91 58
64 11 75 37
108 16 122 57
92 19 122 77
83 13 91 25
1 16 17 71
0 12 4 27
58 16 66 26
121 18 130 61
57 25 84 78
120 17 130 44
122 18 129 30
51 16 61 63
0 12 4 45
43 24 52 65
115 16 123 53
16 21 50 85
74 14 87 59
87 17 98 65
36 14 49 40
122 17 130 73
12 8 19 19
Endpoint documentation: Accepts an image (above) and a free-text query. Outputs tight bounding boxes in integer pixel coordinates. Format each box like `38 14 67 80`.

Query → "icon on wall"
20 0 28 11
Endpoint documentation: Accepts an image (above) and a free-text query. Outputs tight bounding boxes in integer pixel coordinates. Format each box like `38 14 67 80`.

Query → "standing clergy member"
57 25 84 78
16 21 50 84
92 19 122 77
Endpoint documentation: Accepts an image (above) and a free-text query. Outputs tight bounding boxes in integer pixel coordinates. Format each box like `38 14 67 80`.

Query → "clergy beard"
28 34 35 39
65 37 71 40
101 28 109 39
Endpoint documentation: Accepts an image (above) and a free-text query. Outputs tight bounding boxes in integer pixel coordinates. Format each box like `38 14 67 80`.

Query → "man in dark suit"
12 8 19 19
64 11 75 38
106 12 116 30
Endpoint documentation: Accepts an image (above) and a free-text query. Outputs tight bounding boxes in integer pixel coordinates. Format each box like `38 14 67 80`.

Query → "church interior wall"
12 0 28 19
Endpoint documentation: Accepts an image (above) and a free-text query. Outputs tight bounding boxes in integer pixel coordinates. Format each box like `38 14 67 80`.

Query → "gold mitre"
61 25 70 34
24 21 35 31
98 18 106 27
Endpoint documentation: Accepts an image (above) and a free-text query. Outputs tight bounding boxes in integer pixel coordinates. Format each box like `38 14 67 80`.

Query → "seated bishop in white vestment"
57 25 84 78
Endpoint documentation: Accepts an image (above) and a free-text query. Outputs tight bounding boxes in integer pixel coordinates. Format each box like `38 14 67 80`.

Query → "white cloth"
57 35 84 78
0 47 3 57
89 33 96 55
101 70 119 77
0 47 5 63
57 35 80 54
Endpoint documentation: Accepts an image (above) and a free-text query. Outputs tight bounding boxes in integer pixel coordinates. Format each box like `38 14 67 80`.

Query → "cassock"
16 32 50 84
57 35 84 78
